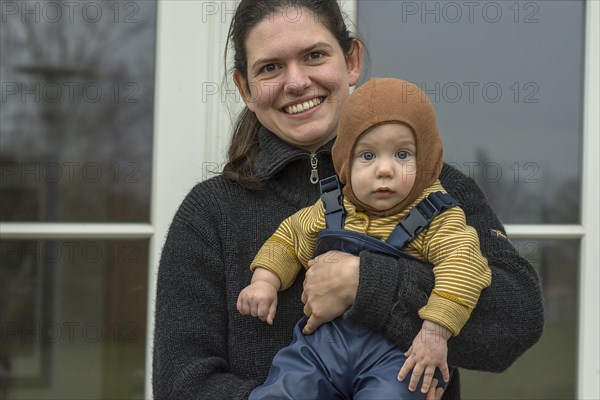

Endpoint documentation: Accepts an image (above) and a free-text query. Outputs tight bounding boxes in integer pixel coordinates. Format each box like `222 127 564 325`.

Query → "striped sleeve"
250 200 326 290
411 205 492 336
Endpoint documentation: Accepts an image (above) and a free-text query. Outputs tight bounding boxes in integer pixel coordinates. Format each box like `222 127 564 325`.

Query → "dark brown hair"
222 0 358 190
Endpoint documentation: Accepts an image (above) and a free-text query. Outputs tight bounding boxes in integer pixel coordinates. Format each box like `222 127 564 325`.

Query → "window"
0 1 157 398
2 1 597 398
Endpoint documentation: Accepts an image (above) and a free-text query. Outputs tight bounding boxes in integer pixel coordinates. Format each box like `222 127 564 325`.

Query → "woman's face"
234 8 362 152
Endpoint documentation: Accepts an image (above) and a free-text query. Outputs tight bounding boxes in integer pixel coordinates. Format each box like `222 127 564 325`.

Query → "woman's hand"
301 250 359 334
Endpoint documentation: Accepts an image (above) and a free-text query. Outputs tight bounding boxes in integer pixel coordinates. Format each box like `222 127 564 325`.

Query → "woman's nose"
284 64 311 95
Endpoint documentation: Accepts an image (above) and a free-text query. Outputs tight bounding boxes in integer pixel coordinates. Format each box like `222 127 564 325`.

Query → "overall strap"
386 192 461 250
319 175 345 230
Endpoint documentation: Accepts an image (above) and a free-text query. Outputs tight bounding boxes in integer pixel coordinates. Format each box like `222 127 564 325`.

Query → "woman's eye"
396 150 410 160
361 152 375 161
261 64 277 73
308 52 323 61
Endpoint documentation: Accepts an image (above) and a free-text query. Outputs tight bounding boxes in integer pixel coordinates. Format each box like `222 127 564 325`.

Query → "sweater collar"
253 127 334 179
253 127 336 208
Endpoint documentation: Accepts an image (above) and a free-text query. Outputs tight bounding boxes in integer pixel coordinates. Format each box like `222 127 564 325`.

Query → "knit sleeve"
251 201 325 290
152 190 257 400
344 164 544 373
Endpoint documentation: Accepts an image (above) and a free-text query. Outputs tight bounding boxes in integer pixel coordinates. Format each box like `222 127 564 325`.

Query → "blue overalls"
250 176 459 400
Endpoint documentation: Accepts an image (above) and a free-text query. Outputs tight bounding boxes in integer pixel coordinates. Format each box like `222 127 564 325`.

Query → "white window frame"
2 0 597 399
577 0 599 394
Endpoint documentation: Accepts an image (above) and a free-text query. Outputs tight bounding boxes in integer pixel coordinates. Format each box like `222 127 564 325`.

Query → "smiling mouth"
284 97 323 115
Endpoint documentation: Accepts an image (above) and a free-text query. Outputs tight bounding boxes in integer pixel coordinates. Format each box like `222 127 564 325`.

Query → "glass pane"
0 239 149 400
0 0 157 222
357 0 583 223
461 239 578 398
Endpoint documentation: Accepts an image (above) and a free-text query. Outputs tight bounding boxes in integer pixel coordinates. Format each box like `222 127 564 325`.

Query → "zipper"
310 152 319 184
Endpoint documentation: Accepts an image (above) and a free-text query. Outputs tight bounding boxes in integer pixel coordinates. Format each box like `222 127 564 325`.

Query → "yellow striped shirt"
251 180 491 335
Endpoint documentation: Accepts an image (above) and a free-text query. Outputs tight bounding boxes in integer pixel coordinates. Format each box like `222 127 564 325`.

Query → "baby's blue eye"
361 152 375 161
396 151 409 160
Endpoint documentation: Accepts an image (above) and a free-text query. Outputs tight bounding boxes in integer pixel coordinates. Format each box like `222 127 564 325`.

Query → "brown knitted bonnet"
332 78 443 217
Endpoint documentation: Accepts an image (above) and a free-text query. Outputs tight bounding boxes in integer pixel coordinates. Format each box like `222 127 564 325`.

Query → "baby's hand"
397 320 451 394
236 281 278 325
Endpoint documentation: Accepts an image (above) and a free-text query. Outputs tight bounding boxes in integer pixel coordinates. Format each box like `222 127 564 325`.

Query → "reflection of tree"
542 178 580 323
0 2 156 399
471 148 580 225
546 178 580 224
471 150 581 324
0 0 155 222
472 148 544 224
0 242 38 400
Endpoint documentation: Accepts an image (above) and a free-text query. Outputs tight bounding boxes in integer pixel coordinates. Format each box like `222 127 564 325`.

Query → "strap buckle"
386 191 460 250
319 175 345 230
399 207 429 237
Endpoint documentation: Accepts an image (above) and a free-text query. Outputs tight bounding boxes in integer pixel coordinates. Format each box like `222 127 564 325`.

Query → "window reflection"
461 239 578 398
0 0 157 222
0 239 148 400
357 0 584 224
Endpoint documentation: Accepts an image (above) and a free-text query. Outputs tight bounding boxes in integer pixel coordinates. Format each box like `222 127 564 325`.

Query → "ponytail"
222 108 263 190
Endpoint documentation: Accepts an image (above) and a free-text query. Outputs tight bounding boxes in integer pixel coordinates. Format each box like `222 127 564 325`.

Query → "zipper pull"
310 153 319 184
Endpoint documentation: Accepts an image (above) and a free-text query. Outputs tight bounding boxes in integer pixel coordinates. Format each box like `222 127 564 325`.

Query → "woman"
152 1 544 399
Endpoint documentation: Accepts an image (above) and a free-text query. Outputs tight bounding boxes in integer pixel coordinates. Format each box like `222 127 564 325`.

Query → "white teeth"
285 97 322 114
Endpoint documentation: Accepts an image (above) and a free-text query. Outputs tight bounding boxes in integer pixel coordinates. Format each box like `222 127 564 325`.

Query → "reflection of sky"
357 0 584 214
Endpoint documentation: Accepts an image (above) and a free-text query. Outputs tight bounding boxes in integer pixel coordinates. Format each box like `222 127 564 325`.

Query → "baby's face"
350 123 417 212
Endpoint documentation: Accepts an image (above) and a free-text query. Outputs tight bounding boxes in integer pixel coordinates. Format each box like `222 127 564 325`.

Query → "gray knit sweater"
153 128 544 400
